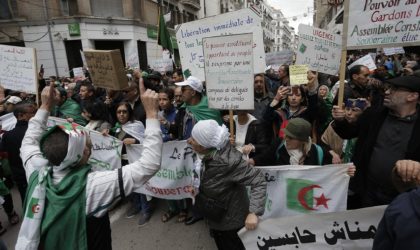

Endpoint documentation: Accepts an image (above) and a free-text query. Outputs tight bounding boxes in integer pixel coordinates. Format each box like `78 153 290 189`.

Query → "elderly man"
16 82 162 249
188 119 266 250
332 75 420 208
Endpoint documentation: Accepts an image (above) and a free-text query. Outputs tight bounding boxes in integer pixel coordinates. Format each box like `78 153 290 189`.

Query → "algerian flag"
26 197 41 219
259 164 350 219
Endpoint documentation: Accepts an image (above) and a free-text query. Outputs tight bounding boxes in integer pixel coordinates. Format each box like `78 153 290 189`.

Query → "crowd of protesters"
0 49 418 249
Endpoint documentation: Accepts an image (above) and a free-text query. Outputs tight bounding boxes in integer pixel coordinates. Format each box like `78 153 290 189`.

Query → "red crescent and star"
297 184 331 210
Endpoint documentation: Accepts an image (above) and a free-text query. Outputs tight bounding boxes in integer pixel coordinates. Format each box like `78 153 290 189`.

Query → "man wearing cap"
332 75 420 208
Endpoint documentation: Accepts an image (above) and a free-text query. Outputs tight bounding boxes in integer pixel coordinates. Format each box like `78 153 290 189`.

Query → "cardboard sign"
152 59 173 72
289 65 309 86
83 50 128 90
265 50 294 67
344 0 420 49
296 24 342 75
203 33 254 110
0 44 38 94
176 8 265 80
348 54 377 71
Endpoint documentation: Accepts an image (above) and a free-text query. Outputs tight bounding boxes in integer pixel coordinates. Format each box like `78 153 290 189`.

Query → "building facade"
314 0 343 34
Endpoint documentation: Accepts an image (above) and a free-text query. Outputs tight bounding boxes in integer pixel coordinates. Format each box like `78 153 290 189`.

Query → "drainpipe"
43 0 59 77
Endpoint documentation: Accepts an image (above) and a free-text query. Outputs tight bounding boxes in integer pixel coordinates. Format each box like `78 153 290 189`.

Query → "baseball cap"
175 76 203 93
386 75 420 93
6 96 22 105
283 118 312 142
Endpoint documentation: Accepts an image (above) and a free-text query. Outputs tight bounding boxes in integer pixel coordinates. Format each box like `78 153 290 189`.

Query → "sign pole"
229 109 234 145
337 50 347 108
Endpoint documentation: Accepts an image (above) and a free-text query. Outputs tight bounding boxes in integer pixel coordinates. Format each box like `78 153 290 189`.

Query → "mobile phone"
40 64 44 73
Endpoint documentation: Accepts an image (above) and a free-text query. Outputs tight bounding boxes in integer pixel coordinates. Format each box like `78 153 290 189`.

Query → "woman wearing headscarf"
188 120 266 250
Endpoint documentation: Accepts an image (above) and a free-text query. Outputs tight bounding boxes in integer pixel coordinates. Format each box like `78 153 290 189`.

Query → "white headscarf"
191 120 230 150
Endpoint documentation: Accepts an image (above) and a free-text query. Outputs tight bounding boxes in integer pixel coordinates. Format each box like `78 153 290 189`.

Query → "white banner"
239 206 386 250
296 24 342 75
0 44 38 94
344 0 420 49
265 50 294 67
151 58 173 72
260 165 349 219
203 33 254 110
348 54 377 71
175 8 265 81
0 113 17 131
132 141 195 200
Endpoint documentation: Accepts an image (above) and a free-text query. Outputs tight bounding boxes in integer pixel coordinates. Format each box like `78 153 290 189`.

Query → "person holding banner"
188 119 266 250
15 83 162 249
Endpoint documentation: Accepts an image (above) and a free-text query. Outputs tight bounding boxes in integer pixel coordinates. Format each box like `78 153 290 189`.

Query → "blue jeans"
133 193 152 215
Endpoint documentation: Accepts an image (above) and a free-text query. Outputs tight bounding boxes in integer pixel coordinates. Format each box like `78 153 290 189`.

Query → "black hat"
386 75 420 93
147 71 162 80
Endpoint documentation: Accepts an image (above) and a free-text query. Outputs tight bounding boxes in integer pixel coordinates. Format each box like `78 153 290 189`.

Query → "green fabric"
343 138 357 163
1 158 12 177
58 99 87 126
25 166 91 250
182 96 223 125
110 122 122 134
319 93 334 134
0 179 10 196
158 10 173 53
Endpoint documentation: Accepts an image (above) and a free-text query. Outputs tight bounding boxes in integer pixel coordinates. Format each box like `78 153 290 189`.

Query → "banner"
203 33 254 110
348 54 377 71
132 141 195 200
239 205 386 250
0 44 38 94
289 65 309 86
259 165 349 219
151 58 173 72
176 8 265 81
265 50 294 67
296 24 342 75
383 47 405 56
344 0 420 49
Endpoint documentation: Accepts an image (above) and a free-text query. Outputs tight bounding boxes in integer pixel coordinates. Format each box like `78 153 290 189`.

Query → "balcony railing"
180 0 200 10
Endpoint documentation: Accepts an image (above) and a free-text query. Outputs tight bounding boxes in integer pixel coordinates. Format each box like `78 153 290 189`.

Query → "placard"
383 47 405 56
176 8 265 80
0 44 37 94
348 54 377 71
83 50 128 90
203 33 254 110
72 67 84 77
265 50 294 67
151 59 173 72
296 24 342 75
289 65 309 86
344 0 420 49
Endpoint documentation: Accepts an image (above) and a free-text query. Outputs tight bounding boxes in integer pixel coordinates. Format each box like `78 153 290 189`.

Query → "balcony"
180 0 200 10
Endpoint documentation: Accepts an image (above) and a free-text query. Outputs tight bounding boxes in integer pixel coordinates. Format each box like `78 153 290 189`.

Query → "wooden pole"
337 50 347 108
229 109 234 145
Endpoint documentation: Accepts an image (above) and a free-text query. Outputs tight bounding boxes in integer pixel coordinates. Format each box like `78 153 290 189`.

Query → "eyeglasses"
117 110 128 114
345 98 367 109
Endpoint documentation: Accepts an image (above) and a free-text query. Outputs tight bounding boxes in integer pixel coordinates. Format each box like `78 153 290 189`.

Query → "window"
91 0 123 17
0 0 14 19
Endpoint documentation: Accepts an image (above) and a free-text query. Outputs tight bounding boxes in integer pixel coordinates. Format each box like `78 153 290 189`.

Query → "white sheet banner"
132 141 195 200
265 51 294 67
259 165 349 219
348 54 377 71
239 205 386 250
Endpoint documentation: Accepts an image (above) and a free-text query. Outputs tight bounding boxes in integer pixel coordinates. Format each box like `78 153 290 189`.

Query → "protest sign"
0 113 16 131
151 58 173 72
0 44 37 94
176 8 265 80
344 0 420 49
289 65 309 86
132 141 195 200
383 47 405 56
259 165 349 219
265 50 294 67
83 50 128 90
239 205 386 250
348 54 377 71
72 67 84 77
296 24 342 75
203 33 254 110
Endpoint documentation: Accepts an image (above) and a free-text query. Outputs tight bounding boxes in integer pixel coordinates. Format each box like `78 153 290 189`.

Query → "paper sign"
344 0 420 49
296 24 342 75
348 54 377 71
72 67 84 77
203 33 254 110
0 44 37 94
383 47 405 56
176 8 265 81
152 59 173 72
265 50 294 67
289 65 309 86
83 50 128 90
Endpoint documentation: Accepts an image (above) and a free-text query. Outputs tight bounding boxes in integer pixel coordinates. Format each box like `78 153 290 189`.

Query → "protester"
53 87 87 126
122 82 146 125
278 64 290 86
173 86 183 108
0 179 19 235
16 83 162 249
251 73 273 121
5 96 22 113
188 120 266 250
78 81 96 103
81 101 112 133
172 69 184 83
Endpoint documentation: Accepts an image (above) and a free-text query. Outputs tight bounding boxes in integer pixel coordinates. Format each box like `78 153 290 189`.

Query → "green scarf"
343 138 357 164
59 99 87 126
182 96 223 125
24 165 91 250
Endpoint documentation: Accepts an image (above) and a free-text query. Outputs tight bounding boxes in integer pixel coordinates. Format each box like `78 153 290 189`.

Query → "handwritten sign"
176 8 265 80
296 24 342 75
265 50 294 67
203 33 254 110
151 59 173 72
348 54 377 71
383 47 405 56
239 205 386 250
289 65 309 86
344 0 420 49
0 44 37 94
83 50 128 90
72 67 84 77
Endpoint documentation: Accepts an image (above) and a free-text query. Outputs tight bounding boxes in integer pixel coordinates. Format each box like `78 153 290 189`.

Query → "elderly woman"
188 120 266 250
